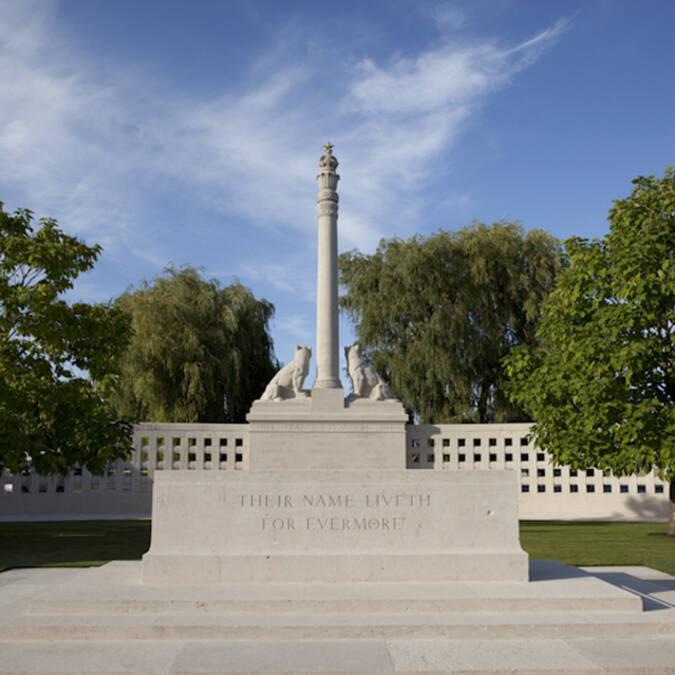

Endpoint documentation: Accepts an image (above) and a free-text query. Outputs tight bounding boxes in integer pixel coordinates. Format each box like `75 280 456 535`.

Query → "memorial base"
246 396 409 469
142 552 527 584
142 469 528 584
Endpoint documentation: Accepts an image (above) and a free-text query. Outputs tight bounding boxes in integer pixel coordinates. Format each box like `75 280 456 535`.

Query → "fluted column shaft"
314 144 342 389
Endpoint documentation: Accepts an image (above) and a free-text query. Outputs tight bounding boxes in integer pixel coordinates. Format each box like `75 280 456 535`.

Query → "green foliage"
108 266 277 423
0 204 133 476
339 221 562 423
505 168 675 486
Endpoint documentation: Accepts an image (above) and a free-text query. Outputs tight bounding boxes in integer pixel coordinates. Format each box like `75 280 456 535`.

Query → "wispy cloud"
0 1 148 249
429 3 469 32
273 314 313 342
238 262 316 300
0 0 570 285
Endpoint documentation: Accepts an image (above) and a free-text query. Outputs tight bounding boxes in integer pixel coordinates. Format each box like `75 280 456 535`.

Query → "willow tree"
339 221 562 423
506 169 675 534
108 266 277 423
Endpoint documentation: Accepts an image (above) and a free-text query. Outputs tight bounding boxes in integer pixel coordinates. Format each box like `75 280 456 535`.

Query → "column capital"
317 141 340 194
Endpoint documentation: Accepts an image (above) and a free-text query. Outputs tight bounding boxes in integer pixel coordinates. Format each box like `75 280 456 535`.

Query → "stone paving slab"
1 562 675 673
171 641 395 674
581 566 675 612
582 566 674 580
387 637 675 674
0 640 184 674
1 638 675 673
386 638 598 674
567 637 675 674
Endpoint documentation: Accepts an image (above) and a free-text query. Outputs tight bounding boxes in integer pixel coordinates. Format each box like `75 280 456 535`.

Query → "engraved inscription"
306 516 406 531
236 491 431 533
240 494 293 508
303 493 354 507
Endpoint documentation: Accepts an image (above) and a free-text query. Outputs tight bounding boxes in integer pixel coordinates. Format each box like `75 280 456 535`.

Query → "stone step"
29 592 640 615
2 564 675 673
24 560 645 616
3 609 675 641
27 581 643 616
1 637 675 673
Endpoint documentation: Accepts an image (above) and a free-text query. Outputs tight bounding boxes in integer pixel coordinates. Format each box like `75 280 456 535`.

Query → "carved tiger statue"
260 345 312 401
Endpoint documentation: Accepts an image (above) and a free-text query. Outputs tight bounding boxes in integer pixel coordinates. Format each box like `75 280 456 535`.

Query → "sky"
1 0 674 374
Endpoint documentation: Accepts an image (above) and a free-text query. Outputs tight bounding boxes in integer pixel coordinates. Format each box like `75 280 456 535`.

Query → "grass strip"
520 520 674 576
0 520 151 572
0 519 673 576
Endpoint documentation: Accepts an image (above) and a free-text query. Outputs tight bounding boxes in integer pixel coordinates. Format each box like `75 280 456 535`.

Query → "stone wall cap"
152 469 519 485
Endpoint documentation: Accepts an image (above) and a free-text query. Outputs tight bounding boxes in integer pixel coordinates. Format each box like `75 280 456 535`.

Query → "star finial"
324 141 334 154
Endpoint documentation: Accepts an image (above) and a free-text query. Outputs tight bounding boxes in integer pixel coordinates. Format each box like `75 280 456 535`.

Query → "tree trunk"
668 482 675 537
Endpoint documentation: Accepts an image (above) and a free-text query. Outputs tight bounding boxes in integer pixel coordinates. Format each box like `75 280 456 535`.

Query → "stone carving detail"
344 344 394 401
317 142 340 196
318 201 338 216
261 345 312 401
318 141 339 172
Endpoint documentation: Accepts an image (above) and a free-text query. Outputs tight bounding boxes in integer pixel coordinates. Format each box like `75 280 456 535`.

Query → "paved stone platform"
1 560 674 673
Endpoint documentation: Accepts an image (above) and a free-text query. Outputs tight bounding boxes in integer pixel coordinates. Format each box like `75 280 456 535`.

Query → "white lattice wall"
131 423 250 474
0 422 668 521
0 423 249 520
406 424 668 521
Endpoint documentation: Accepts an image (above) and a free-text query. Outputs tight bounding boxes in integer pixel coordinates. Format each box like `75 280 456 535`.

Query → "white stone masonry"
313 142 342 391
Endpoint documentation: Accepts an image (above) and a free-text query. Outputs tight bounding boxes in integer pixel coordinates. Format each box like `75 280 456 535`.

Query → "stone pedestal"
140 142 529 586
144 373 528 585
246 396 408 470
142 469 527 584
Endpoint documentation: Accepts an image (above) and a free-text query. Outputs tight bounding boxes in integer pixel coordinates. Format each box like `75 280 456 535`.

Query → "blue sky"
1 0 674 374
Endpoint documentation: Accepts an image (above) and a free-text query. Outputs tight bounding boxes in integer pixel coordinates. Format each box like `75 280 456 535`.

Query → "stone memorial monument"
6 147 671 674
141 144 528 584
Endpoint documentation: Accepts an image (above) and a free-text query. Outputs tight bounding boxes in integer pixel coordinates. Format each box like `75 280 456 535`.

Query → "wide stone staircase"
1 559 674 673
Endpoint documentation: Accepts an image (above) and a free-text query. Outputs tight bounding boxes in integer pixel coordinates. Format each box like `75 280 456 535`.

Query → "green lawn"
0 519 673 576
0 520 151 572
520 520 675 576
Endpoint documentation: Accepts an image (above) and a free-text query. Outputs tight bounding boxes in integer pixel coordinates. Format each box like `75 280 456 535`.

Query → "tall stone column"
313 142 342 391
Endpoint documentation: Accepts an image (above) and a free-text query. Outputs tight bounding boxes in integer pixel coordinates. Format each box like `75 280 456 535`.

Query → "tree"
108 266 277 423
505 168 675 535
338 221 563 423
0 204 132 476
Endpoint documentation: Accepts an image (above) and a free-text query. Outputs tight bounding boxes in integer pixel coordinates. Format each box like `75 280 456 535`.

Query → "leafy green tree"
339 221 562 423
0 204 132 476
108 266 277 423
505 169 675 535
